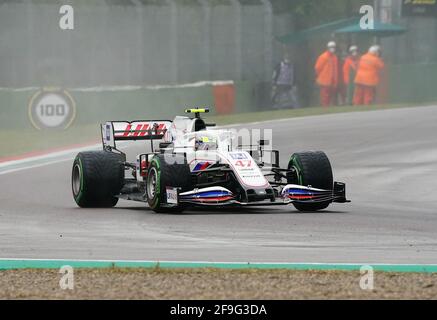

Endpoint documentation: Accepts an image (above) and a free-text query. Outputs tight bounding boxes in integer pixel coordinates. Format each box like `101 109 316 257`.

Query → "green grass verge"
0 124 101 159
1 103 434 159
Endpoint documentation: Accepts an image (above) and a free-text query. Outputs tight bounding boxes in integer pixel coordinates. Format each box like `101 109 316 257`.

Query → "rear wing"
101 120 172 149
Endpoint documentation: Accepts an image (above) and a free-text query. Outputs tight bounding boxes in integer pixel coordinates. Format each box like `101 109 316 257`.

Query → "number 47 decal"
234 160 252 168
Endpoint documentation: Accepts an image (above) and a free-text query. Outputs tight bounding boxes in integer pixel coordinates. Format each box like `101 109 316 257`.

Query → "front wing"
165 182 349 207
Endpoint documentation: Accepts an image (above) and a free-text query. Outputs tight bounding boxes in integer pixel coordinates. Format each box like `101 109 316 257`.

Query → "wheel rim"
292 165 303 185
288 157 302 185
72 163 82 196
147 167 158 199
291 156 303 185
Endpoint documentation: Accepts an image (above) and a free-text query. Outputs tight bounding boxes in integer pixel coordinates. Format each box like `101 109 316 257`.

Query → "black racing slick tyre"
146 154 192 213
287 151 333 212
72 151 124 208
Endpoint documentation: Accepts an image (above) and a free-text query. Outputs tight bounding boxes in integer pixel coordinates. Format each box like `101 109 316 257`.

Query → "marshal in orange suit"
353 45 385 105
315 41 339 107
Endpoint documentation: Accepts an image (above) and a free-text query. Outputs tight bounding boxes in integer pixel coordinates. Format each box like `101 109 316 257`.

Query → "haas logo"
120 123 167 137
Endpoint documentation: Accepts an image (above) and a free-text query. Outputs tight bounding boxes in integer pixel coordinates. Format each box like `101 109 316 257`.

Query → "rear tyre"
72 151 124 208
146 154 192 213
287 151 333 212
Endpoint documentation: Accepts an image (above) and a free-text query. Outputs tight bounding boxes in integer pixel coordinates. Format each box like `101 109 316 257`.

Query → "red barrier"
213 84 235 115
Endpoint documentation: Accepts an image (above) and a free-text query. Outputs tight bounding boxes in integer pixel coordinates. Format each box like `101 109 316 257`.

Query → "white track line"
0 144 101 168
0 159 73 175
0 143 102 175
0 141 135 175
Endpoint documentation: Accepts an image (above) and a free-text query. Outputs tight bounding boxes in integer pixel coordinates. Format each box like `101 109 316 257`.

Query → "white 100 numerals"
28 90 76 130
39 104 66 117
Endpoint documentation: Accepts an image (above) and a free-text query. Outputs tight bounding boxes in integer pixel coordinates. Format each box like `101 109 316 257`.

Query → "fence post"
132 0 144 84
199 0 211 80
25 2 35 86
230 0 242 80
167 0 178 83
260 0 273 82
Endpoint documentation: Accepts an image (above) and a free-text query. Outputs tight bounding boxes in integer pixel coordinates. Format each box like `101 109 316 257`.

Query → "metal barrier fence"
0 0 292 88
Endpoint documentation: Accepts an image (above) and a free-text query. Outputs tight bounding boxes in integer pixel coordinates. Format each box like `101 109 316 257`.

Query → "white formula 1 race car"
72 108 349 212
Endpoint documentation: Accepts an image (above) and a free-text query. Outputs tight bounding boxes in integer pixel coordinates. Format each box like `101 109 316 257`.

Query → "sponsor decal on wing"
282 184 331 200
179 187 234 203
166 187 178 204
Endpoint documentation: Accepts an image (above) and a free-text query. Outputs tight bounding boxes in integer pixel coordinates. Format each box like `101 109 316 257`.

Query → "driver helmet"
195 136 217 151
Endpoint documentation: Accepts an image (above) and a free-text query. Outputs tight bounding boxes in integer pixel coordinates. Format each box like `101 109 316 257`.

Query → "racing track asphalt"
1 105 437 264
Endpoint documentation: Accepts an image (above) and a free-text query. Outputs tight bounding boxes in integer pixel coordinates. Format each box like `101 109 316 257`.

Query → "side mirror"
258 140 269 146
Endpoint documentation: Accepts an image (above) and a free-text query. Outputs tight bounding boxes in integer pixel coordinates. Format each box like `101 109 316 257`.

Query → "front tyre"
72 151 124 208
287 151 333 212
146 154 192 213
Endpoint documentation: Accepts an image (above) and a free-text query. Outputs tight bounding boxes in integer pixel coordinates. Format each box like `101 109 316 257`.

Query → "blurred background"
0 0 436 155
